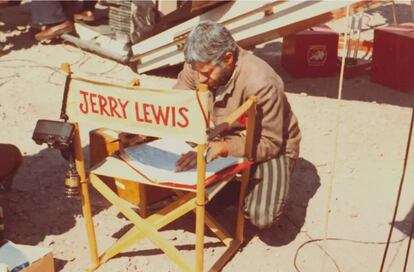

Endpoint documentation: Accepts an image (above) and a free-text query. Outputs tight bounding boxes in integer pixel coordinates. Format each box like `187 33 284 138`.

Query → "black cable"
294 236 408 272
403 205 414 271
380 106 414 272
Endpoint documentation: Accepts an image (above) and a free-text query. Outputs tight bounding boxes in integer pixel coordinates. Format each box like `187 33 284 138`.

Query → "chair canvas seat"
118 138 252 189
90 154 250 199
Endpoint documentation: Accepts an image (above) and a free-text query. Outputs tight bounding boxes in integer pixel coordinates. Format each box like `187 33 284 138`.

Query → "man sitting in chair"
173 20 301 229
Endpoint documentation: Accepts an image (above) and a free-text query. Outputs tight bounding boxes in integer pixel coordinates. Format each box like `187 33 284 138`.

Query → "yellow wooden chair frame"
62 64 257 271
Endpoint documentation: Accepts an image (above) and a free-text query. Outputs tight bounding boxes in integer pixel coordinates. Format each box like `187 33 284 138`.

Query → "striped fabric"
244 155 294 229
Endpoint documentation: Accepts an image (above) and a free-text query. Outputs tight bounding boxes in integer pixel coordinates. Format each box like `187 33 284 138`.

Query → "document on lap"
119 138 243 187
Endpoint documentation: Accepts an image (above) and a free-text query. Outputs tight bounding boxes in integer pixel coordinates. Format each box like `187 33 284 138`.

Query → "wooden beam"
131 1 283 58
132 0 385 73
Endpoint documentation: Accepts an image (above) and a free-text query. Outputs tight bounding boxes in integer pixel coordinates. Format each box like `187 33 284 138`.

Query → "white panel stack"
131 0 379 73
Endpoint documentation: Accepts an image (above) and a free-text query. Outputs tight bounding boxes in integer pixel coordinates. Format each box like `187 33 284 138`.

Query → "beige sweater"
175 48 301 162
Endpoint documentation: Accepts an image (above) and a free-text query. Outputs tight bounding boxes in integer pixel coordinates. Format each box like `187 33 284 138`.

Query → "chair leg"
236 168 251 241
80 177 100 269
74 123 99 269
90 174 193 272
137 183 148 218
208 169 253 271
195 203 205 272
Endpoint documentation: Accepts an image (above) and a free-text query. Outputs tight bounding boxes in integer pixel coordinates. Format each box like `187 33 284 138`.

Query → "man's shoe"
74 10 95 22
35 20 75 41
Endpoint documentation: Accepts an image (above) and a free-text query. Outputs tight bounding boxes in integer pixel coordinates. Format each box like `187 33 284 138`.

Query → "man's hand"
118 133 147 155
205 141 229 162
175 151 197 172
175 141 229 172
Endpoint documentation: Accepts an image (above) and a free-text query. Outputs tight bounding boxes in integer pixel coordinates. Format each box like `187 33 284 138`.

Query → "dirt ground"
1 1 414 272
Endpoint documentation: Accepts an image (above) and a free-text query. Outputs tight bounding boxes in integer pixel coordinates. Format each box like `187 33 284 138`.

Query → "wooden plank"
133 0 385 73
158 0 177 16
131 1 280 57
74 22 129 54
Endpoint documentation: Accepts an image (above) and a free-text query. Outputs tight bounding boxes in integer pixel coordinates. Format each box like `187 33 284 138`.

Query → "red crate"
371 23 414 94
282 26 339 77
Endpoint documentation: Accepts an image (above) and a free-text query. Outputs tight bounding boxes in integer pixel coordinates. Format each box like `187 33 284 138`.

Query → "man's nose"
199 73 208 84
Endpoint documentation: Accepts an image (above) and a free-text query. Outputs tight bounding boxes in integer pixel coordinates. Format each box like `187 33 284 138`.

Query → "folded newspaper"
119 138 250 188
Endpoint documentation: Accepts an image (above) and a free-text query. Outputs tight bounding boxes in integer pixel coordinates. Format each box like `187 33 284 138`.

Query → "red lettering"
89 93 98 114
135 102 144 122
151 105 169 126
118 99 129 119
98 95 110 116
177 107 189 128
171 106 176 127
108 96 122 118
79 90 89 114
143 103 152 123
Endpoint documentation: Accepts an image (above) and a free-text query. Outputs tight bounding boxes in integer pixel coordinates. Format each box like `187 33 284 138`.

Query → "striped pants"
243 155 294 229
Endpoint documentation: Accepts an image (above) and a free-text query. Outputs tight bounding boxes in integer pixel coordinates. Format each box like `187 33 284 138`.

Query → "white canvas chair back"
66 74 211 144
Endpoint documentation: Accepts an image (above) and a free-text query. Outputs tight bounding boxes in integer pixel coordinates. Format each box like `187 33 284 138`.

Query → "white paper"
121 138 242 186
0 241 51 271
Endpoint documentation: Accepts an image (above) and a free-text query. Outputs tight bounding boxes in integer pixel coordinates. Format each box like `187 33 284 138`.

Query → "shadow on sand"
0 3 38 57
0 146 110 271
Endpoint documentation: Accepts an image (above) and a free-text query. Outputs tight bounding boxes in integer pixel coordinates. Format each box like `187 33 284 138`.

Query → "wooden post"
411 0 414 21
236 97 257 241
195 84 208 272
73 123 99 268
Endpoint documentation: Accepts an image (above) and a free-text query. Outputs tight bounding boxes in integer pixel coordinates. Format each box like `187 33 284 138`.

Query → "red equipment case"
371 23 414 94
282 26 339 77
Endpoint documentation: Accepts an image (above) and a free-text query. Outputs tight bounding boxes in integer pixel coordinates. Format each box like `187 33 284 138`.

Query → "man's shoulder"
237 50 283 91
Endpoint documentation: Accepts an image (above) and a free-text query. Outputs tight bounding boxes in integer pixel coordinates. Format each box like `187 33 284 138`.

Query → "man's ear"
223 51 235 66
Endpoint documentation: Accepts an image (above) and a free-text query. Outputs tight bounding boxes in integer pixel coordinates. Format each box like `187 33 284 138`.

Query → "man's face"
192 52 235 91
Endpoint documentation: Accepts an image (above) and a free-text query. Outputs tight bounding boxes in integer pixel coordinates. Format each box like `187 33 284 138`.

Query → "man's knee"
244 201 286 230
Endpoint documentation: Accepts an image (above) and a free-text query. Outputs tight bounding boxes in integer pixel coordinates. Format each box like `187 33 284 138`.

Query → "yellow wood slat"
90 174 193 272
209 240 242 272
237 97 256 240
73 124 99 269
100 192 196 264
174 189 232 246
204 211 233 247
196 142 207 272
224 99 253 126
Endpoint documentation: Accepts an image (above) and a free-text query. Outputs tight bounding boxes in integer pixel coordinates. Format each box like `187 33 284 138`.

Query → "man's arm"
224 80 286 162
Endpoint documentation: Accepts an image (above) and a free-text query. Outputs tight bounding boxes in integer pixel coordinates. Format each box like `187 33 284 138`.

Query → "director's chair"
62 63 257 271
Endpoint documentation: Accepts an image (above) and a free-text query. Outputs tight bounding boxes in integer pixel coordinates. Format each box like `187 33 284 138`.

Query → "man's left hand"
205 141 229 162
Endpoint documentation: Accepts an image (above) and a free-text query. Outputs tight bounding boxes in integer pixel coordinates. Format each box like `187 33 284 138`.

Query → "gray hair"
184 20 237 65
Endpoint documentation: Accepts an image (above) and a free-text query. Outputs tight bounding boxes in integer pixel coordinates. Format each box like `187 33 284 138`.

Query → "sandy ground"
1 1 414 272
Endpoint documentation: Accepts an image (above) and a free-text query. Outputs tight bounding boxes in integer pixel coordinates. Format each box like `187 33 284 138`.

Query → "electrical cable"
295 236 408 272
380 107 414 272
403 205 414 271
